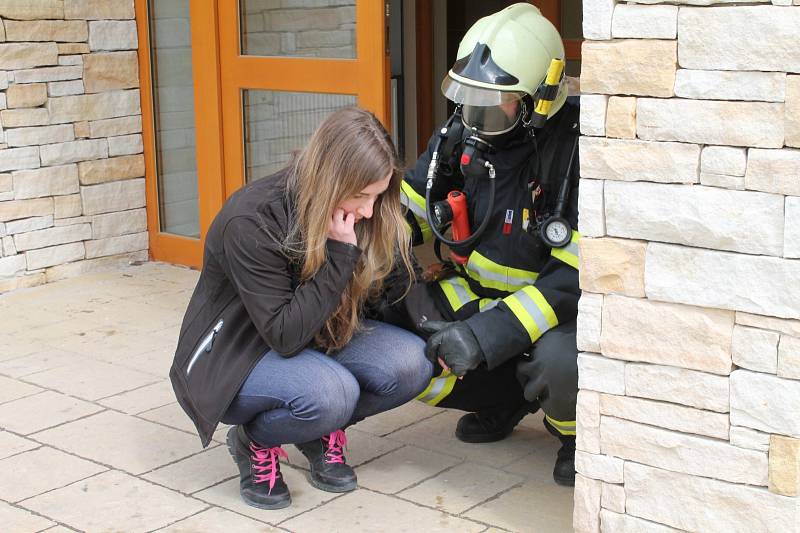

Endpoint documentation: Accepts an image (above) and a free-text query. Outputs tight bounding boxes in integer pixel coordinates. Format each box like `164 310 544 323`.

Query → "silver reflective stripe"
466 258 537 288
441 277 475 309
512 290 551 337
418 375 449 404
400 191 426 220
186 319 223 376
479 299 499 312
563 239 579 259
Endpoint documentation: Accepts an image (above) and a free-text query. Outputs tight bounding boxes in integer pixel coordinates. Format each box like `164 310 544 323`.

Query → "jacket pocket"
186 319 224 376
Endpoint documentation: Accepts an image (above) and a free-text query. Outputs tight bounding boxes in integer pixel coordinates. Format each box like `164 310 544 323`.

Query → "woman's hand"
328 208 357 246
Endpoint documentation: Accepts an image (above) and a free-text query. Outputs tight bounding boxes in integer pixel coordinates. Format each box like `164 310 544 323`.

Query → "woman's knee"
289 362 361 427
366 329 432 397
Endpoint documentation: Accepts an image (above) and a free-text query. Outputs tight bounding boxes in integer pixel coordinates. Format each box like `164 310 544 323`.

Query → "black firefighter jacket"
170 172 362 447
401 98 582 370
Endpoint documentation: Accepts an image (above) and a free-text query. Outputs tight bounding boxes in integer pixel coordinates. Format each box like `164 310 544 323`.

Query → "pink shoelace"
322 429 348 464
249 442 288 493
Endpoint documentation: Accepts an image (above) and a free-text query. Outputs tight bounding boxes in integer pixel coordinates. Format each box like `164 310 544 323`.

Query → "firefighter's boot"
295 429 357 492
455 401 539 443
553 433 576 486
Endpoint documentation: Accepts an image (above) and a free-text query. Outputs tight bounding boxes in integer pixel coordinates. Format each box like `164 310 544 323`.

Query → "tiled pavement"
0 262 574 533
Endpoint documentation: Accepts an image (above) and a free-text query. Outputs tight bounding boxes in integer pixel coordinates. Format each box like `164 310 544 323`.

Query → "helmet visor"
462 103 522 135
441 75 525 106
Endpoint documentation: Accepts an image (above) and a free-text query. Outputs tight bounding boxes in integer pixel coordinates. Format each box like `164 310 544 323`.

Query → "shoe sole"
455 428 512 443
553 475 575 487
226 428 293 509
306 473 358 493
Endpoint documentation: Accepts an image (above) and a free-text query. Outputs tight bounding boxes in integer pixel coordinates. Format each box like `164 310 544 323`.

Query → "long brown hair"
285 107 414 352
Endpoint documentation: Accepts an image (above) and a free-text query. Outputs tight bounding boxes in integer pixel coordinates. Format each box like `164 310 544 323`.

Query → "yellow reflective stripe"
545 414 576 436
466 251 539 292
438 277 479 312
428 374 458 406
416 370 457 406
503 286 558 343
400 180 427 219
479 298 499 311
550 230 580 270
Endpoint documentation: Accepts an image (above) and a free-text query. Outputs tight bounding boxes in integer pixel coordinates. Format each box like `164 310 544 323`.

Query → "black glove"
420 320 485 377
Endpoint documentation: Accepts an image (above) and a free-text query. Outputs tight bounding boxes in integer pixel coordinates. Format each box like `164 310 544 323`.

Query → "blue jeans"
222 320 432 447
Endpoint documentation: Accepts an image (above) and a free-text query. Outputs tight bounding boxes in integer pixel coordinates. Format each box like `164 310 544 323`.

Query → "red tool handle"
447 191 471 265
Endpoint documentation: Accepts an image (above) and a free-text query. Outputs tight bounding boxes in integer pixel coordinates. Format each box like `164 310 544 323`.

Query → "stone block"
0 146 40 173
89 21 138 51
583 0 616 39
3 236 17 256
600 510 682 533
91 208 146 239
578 353 626 395
0 108 49 127
699 172 745 190
625 462 798 532
769 435 800 496
40 139 108 167
80 178 145 215
47 90 140 124
575 450 624 484
45 249 147 282
701 145 747 176
78 154 144 185
746 148 800 196
778 335 800 380
600 483 625 514
0 174 11 193
605 97 636 139
637 98 784 148
0 1 64 20
13 224 92 252
573 474 601 533
83 51 139 93
611 4 678 39
12 165 79 200
679 6 800 72
107 134 142 157
675 70 786 102
732 325 779 373
58 55 83 66
577 390 601 454
58 43 90 55
6 124 74 148
600 393 730 440
579 137 700 183
577 292 603 353
731 369 800 436
13 66 82 83
65 0 137 20
602 416 768 485
645 243 800 320
0 255 26 277
4 21 88 43
6 83 48 108
89 115 141 138
579 237 646 297
0 43 58 70
55 215 90 227
48 80 84 97
5 215 53 235
787 197 800 259
581 40 676 97
25 241 85 270
580 94 608 137
605 181 784 256
787 76 800 147
84 231 147 259
54 193 82 219
730 426 771 452
578 179 604 237
601 295 734 374
73 121 90 139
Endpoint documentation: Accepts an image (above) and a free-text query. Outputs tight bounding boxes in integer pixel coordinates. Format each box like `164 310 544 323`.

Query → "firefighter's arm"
465 231 581 369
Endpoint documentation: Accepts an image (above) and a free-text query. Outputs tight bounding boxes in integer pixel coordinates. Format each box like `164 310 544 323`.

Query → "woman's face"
338 171 393 223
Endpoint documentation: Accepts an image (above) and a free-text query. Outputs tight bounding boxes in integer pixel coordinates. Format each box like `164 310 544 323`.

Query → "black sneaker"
553 434 576 486
226 426 291 509
455 401 539 443
295 429 357 492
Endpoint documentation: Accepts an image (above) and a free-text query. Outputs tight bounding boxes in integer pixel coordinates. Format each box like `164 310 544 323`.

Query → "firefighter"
397 3 581 486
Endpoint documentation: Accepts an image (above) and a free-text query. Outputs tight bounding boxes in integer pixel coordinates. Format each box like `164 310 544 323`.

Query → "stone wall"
0 0 147 293
575 1 800 531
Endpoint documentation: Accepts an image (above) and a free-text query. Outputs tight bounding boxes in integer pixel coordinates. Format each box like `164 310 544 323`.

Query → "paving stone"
399 462 523 514
143 445 236 495
0 349 89 378
283 428 402 470
157 507 280 532
0 501 54 533
0 389 102 435
32 410 200 474
0 430 40 460
0 375 42 404
98 379 176 415
356 445 461 494
282 489 485 533
0 446 106 502
23 358 158 401
20 470 207 533
351 400 441 437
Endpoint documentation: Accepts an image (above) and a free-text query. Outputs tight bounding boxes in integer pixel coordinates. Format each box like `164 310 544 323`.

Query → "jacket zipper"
186 319 223 376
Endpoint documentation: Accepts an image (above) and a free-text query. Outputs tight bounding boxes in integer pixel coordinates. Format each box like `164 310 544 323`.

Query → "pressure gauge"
540 217 571 248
